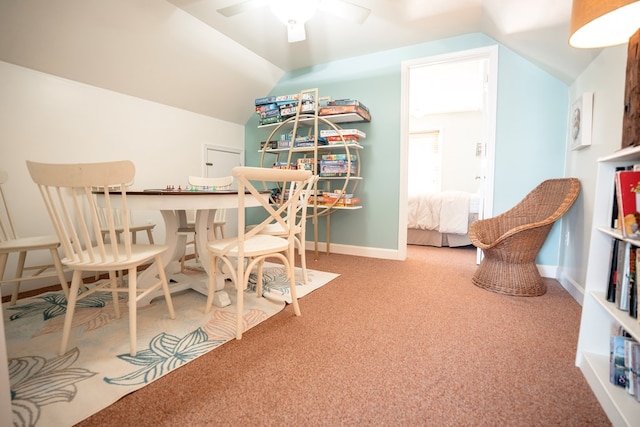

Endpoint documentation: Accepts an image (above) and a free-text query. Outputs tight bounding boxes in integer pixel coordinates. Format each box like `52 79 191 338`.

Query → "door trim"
398 45 498 261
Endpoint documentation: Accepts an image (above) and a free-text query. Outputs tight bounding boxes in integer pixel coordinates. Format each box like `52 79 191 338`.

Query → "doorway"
398 45 498 261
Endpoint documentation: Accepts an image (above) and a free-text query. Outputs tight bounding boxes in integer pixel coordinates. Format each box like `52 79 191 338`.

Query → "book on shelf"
616 241 632 311
615 169 640 239
607 239 620 303
625 339 637 396
610 328 635 388
630 247 639 318
611 166 629 229
634 344 640 402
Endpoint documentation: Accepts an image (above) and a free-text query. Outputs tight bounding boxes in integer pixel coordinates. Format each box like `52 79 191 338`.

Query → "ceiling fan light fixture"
569 0 640 48
269 0 319 26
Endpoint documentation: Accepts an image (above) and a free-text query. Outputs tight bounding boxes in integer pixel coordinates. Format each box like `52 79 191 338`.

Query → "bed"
407 190 481 247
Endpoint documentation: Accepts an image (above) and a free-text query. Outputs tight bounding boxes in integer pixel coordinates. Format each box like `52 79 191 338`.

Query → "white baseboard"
557 269 585 306
303 241 404 260
538 264 584 305
538 264 557 279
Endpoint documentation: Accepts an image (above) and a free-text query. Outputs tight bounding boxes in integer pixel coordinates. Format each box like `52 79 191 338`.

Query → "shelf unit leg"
326 214 331 255
314 212 319 261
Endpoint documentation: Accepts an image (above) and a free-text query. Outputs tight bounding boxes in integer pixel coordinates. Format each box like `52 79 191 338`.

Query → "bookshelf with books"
255 88 368 258
577 145 640 426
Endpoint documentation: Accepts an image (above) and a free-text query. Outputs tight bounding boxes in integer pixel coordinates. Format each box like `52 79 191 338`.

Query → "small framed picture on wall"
569 92 593 151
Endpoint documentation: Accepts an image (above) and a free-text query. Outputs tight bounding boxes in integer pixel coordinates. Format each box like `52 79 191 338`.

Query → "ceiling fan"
217 0 371 43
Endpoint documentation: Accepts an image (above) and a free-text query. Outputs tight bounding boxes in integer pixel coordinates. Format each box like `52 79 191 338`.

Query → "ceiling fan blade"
319 0 371 24
287 22 307 43
217 0 269 17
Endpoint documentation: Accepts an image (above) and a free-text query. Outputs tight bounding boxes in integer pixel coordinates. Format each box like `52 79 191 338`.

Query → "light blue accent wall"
245 32 569 264
494 48 570 265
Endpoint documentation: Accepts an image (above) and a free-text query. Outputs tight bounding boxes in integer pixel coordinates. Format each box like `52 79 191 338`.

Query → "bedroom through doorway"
399 46 498 262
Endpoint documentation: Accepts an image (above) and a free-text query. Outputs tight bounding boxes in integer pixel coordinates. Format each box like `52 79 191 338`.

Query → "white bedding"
408 191 479 234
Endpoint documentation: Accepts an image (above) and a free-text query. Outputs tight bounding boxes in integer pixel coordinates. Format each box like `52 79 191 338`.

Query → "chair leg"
128 267 137 356
236 281 244 340
0 254 10 303
50 248 69 299
146 229 155 245
236 259 247 340
10 251 27 306
256 260 264 297
287 256 301 317
154 255 175 319
60 270 82 356
205 254 216 314
109 270 121 319
297 237 309 285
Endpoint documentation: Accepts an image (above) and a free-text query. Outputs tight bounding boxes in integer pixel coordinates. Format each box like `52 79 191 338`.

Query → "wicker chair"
469 178 581 296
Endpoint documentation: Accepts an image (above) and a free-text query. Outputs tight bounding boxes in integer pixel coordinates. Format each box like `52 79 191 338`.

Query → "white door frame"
202 144 244 180
398 45 498 261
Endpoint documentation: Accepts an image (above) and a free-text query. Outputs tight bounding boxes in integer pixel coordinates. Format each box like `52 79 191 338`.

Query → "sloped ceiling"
0 0 601 125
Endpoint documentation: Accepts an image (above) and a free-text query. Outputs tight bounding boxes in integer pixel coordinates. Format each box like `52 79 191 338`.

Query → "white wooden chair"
26 160 175 356
95 206 156 283
250 175 318 285
98 207 156 244
204 166 314 340
0 170 69 305
179 175 233 271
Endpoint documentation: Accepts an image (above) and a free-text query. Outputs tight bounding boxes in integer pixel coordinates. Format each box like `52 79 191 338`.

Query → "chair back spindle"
26 159 175 356
27 161 136 266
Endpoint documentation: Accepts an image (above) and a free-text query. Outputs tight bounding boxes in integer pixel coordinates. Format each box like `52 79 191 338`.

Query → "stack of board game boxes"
319 154 357 177
319 99 371 122
255 93 315 126
319 190 360 207
319 128 366 145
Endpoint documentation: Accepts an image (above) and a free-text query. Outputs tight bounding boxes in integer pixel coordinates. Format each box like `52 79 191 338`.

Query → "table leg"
135 209 230 307
193 209 230 307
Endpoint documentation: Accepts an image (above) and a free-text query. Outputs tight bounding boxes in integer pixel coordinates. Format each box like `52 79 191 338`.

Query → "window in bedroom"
408 130 441 196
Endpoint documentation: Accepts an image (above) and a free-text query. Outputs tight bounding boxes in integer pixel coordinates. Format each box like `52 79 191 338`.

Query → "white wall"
0 61 245 296
413 111 483 193
560 45 628 302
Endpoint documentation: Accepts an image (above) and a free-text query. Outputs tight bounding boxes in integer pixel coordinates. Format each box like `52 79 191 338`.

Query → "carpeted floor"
9 245 613 426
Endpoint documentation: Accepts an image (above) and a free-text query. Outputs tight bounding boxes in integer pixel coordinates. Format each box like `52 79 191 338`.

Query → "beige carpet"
8 245 611 426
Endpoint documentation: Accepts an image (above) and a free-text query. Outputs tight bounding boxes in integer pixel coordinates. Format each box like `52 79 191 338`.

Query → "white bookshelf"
576 145 640 426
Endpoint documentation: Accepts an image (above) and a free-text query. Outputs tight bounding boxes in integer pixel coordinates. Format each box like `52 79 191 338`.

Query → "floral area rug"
5 265 338 427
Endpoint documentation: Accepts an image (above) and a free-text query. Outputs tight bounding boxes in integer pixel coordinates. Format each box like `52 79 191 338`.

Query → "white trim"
303 241 404 260
202 144 244 177
558 268 585 305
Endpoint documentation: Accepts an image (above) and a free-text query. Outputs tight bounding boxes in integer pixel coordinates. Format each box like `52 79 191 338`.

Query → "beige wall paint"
560 44 628 302
0 61 245 296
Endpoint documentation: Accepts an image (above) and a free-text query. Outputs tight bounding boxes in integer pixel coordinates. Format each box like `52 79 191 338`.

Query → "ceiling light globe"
569 0 640 48
270 0 319 25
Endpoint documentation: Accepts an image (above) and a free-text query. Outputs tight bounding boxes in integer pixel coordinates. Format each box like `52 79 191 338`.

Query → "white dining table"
97 188 270 307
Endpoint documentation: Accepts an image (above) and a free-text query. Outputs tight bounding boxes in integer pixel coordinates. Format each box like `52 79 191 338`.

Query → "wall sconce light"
569 0 640 48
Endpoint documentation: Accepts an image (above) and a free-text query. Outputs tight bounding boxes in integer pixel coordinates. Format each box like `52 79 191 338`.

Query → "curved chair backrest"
505 178 581 226
188 175 233 190
187 175 233 225
473 178 581 245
